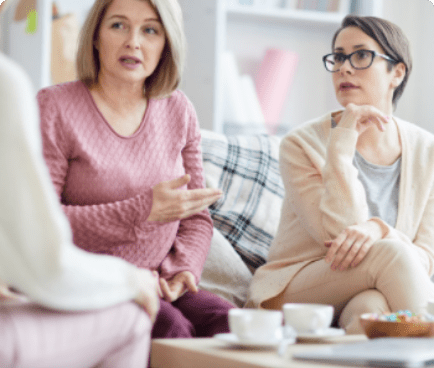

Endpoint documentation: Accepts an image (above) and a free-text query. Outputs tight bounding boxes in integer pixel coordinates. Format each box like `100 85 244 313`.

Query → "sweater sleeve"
0 55 144 311
281 121 370 244
158 99 213 283
37 89 153 248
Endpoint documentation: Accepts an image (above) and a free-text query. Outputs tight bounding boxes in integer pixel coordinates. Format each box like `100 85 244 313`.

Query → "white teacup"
229 308 283 341
283 303 334 333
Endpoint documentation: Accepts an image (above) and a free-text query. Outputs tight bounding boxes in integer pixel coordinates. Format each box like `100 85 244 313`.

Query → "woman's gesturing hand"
147 174 222 223
324 220 384 271
335 103 391 135
134 269 161 323
159 271 198 303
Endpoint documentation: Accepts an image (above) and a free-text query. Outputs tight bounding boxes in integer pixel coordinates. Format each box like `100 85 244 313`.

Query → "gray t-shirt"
331 119 401 226
353 151 401 227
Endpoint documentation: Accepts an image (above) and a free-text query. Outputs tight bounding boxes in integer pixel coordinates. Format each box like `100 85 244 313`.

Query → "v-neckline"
82 82 150 139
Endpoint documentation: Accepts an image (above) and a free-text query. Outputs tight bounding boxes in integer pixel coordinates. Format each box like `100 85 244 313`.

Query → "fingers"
177 194 222 219
349 238 373 268
363 115 389 133
166 174 191 190
324 231 347 264
182 273 198 294
325 229 374 271
335 237 366 271
340 104 391 134
159 278 175 302
186 188 223 201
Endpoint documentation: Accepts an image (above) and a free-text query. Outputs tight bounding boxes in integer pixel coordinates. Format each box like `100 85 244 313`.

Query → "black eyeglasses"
322 49 398 72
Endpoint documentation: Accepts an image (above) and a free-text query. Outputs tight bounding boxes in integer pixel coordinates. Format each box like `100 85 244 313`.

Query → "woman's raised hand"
134 269 161 323
335 103 391 135
324 220 384 271
147 174 222 223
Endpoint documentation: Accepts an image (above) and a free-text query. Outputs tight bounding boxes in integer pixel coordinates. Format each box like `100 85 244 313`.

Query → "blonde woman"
248 15 434 333
0 0 159 366
38 0 233 338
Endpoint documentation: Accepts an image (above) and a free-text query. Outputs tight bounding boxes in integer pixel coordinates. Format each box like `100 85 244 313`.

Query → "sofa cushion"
200 129 284 271
199 228 252 307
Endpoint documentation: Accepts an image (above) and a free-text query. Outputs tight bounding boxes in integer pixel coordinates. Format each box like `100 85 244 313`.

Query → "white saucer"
214 332 295 349
296 327 345 341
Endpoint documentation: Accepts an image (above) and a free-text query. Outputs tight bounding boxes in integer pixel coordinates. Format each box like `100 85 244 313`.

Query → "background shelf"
226 5 346 27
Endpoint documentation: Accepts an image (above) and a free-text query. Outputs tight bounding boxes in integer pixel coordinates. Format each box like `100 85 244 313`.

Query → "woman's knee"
367 239 420 270
151 300 194 338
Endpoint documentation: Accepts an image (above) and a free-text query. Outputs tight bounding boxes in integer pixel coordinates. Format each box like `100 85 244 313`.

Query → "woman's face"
332 26 400 113
95 0 166 87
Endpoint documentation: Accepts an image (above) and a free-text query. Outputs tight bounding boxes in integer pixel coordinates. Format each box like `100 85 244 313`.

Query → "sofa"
197 129 284 307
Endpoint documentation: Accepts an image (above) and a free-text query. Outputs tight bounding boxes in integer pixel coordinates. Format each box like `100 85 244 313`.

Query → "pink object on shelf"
255 49 299 134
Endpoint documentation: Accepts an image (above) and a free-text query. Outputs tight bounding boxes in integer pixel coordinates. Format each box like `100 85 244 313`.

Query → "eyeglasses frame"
322 49 398 73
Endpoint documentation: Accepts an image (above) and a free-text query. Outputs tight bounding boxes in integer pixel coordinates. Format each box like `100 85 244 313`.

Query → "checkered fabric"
200 129 284 270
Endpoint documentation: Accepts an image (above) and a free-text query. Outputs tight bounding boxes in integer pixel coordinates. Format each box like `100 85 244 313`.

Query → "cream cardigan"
248 112 434 308
0 53 148 311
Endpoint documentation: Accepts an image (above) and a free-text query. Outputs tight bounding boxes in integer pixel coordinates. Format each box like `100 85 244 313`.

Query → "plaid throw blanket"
200 130 284 271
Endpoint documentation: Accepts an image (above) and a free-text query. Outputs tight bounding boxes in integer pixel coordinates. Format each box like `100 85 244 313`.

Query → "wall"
382 0 434 133
228 0 434 133
226 18 341 133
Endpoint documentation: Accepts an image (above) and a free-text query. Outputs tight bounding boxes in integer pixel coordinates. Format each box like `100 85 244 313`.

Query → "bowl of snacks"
360 310 434 338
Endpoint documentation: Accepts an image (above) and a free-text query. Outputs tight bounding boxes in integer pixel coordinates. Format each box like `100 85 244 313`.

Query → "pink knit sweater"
37 81 213 283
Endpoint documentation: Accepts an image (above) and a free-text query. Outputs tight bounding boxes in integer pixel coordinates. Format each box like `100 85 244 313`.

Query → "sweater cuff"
369 217 390 239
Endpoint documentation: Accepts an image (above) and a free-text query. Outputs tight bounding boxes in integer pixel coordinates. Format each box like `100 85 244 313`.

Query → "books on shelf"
227 0 351 14
255 48 298 135
221 51 266 132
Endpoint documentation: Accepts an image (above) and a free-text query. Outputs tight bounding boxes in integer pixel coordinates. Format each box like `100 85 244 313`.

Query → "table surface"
150 334 368 368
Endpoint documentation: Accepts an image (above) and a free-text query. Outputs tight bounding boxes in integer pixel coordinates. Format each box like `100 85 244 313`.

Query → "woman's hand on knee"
159 271 198 303
325 221 383 271
147 174 223 222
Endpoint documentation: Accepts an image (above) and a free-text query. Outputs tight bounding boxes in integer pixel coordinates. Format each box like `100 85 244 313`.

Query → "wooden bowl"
360 313 434 338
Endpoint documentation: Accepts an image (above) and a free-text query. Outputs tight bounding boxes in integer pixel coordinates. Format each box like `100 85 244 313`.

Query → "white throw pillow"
199 228 252 307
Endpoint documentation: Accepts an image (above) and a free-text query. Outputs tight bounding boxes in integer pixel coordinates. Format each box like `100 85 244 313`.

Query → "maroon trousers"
151 290 234 338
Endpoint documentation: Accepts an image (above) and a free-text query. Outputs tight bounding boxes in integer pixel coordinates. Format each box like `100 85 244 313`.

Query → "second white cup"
283 303 334 333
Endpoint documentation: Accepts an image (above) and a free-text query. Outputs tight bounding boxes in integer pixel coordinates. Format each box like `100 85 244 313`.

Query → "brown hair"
76 0 186 99
332 15 412 108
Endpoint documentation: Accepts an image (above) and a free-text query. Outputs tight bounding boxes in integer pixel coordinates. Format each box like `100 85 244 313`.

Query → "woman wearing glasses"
247 15 434 333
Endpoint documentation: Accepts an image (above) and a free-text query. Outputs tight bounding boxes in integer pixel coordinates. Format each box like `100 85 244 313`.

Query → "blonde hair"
76 0 186 99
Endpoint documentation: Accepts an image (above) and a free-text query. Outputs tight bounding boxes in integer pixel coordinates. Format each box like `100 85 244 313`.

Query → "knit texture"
37 81 213 282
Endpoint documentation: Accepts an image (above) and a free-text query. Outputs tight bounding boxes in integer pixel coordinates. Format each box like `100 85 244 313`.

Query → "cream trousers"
263 239 434 333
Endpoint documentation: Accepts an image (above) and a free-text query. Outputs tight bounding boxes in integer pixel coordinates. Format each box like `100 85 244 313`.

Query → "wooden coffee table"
150 334 368 368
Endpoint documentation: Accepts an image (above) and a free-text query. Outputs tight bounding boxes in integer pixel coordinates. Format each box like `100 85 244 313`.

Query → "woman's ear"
391 62 406 88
